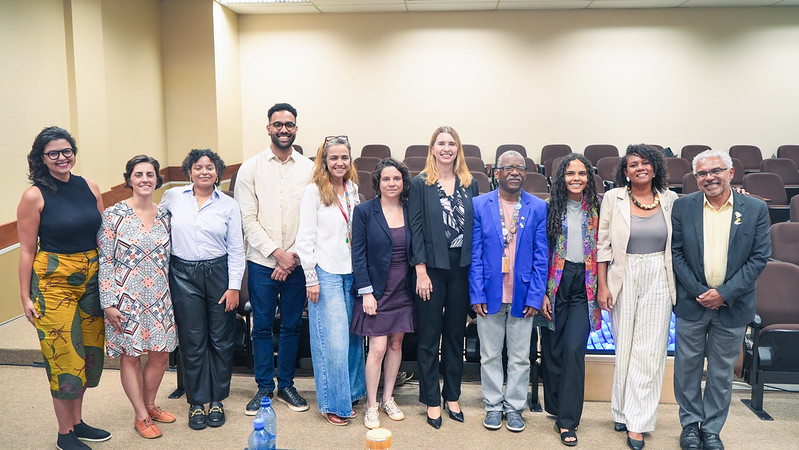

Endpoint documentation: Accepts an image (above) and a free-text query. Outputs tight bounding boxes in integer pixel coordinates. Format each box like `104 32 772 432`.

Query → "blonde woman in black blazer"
408 126 479 429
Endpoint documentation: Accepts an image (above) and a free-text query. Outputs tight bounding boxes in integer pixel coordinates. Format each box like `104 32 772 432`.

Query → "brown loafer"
322 412 348 426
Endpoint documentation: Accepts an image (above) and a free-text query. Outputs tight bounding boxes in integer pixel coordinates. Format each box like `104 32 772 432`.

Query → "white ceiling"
219 0 799 15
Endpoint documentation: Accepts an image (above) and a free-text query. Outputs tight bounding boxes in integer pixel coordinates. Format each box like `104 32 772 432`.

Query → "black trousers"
416 247 470 406
170 255 235 405
541 261 590 430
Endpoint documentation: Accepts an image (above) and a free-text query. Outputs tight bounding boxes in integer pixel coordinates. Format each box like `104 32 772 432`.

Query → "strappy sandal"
554 422 578 446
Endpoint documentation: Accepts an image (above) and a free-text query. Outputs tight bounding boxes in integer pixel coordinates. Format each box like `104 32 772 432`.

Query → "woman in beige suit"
597 144 677 450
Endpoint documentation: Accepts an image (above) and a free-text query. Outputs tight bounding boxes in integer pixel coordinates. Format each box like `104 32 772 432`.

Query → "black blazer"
351 198 412 300
408 173 479 270
671 191 771 327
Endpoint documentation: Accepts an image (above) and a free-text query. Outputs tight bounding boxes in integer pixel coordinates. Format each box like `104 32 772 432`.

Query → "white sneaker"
380 397 405 421
364 404 380 429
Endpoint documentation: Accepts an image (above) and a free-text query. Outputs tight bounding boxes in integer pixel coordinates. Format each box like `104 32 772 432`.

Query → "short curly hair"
123 155 163 189
615 144 668 193
372 158 411 204
181 149 226 186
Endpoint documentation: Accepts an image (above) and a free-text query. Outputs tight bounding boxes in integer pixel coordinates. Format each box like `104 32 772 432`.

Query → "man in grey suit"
671 149 770 450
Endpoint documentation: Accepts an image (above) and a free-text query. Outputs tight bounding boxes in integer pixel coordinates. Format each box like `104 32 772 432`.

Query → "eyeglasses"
496 165 526 173
694 167 728 179
325 135 349 143
270 121 296 131
44 148 74 160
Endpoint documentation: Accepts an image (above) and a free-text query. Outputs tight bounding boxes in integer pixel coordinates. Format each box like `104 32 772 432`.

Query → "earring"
626 176 630 182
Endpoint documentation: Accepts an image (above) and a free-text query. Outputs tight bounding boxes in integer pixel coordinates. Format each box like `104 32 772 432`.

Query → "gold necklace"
627 185 660 210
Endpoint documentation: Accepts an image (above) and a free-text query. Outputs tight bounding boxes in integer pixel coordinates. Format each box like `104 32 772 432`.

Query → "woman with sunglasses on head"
408 126 479 429
535 154 601 446
350 158 415 429
17 126 111 450
160 149 245 431
98 155 178 440
597 144 678 450
296 135 365 426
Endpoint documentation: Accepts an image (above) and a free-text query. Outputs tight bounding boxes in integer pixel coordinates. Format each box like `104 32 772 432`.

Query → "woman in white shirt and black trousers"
160 149 245 431
296 136 366 426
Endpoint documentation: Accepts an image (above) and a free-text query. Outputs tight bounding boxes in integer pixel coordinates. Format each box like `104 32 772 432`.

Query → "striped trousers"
610 252 672 433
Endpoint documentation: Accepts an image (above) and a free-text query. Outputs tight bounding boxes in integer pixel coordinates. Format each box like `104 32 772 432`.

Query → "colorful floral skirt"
31 250 104 400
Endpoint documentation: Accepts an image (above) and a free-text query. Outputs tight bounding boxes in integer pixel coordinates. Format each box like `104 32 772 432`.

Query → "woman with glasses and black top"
160 149 245 431
409 126 479 429
17 126 111 450
296 135 365 426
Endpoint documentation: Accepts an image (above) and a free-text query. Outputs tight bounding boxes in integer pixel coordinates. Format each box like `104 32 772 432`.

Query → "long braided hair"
546 153 600 245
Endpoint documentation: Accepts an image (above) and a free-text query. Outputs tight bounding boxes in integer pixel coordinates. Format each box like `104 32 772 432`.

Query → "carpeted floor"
2 364 797 449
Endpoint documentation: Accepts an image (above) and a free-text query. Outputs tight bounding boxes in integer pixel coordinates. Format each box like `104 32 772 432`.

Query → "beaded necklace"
627 185 660 210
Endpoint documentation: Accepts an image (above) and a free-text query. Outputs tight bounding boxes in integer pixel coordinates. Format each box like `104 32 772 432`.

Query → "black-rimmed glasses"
270 121 296 131
44 148 74 160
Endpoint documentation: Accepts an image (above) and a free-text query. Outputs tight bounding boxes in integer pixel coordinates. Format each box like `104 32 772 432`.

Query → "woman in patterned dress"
98 155 178 439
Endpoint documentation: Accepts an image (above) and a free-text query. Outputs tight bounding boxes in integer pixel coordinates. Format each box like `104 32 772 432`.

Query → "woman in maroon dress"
350 158 415 429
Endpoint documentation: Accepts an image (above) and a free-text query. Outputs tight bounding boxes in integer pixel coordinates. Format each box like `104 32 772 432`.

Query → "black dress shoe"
680 423 702 449
614 422 627 432
702 432 724 450
188 405 207 430
447 409 464 423
427 414 442 429
627 435 645 450
207 401 225 427
443 402 464 423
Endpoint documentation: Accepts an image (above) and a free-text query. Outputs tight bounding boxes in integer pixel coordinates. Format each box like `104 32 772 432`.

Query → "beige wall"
213 2 244 165
161 0 219 166
239 8 799 163
0 0 167 322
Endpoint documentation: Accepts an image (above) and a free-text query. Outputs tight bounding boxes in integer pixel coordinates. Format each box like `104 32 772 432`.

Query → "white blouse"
295 180 360 286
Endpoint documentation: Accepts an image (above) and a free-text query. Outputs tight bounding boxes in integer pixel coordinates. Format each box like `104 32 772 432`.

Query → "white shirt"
234 149 314 268
160 185 245 290
295 180 360 286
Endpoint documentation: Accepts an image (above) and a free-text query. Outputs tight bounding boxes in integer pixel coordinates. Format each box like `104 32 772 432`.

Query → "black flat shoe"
207 402 225 427
614 422 627 432
188 405 207 430
627 435 645 450
427 414 442 429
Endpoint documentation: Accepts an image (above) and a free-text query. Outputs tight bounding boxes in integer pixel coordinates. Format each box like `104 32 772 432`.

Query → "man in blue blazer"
671 150 770 450
469 151 548 433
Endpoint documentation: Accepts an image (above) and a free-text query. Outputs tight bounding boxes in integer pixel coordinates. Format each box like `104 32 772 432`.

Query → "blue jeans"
308 267 365 417
248 261 307 392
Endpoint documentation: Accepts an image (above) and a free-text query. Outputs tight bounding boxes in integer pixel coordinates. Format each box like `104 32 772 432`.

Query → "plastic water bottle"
254 397 277 449
248 418 269 450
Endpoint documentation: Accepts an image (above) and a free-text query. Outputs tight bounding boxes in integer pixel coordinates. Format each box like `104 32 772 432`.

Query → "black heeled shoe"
427 414 442 429
443 401 464 423
626 433 645 450
614 422 628 432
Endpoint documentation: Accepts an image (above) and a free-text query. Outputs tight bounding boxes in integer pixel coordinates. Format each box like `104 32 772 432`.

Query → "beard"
271 132 296 150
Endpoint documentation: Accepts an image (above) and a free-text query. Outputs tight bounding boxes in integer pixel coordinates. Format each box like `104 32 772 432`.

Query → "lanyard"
337 189 352 246
499 195 522 249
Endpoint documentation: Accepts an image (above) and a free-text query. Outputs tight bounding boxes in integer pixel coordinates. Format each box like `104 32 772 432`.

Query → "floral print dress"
98 201 178 358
